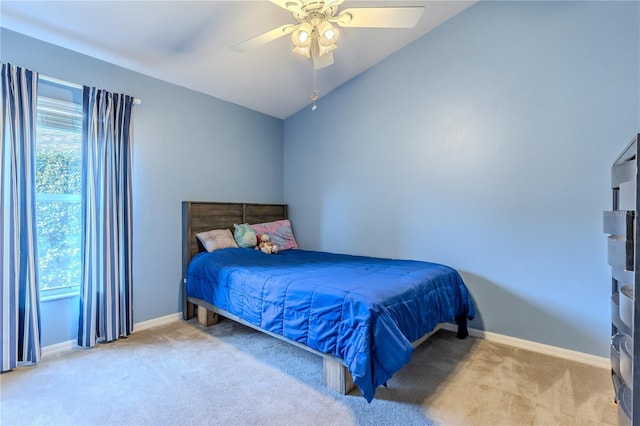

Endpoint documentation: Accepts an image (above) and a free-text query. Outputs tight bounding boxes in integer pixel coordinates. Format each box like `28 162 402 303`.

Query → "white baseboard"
441 323 610 369
42 312 182 356
133 312 182 332
42 315 609 369
42 339 77 356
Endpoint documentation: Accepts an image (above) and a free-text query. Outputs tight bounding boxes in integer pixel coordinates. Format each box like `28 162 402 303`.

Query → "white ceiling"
1 0 475 119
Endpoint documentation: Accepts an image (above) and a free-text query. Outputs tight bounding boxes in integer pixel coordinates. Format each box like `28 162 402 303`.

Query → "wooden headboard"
182 201 288 272
181 201 288 318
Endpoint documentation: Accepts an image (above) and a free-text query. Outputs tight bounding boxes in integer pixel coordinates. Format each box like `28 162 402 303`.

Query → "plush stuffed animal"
256 234 278 254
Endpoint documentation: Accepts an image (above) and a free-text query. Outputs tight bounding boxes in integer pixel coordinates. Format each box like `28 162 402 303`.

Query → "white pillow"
196 229 238 252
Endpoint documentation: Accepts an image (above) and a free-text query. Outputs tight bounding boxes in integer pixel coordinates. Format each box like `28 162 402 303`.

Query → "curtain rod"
40 74 142 105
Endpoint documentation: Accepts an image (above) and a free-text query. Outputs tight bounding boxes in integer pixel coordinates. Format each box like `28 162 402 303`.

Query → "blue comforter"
186 248 475 402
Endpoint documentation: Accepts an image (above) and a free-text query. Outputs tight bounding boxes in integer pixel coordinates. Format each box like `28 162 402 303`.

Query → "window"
35 77 83 300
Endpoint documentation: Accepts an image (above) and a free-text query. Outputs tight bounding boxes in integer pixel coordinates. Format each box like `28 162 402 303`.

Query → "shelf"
612 268 635 285
612 333 624 377
618 382 632 426
608 134 639 426
612 293 633 337
621 335 633 389
620 285 634 331
603 210 635 237
607 235 634 271
612 160 636 188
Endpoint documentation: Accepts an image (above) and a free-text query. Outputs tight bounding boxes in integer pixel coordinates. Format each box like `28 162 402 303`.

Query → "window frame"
35 76 83 302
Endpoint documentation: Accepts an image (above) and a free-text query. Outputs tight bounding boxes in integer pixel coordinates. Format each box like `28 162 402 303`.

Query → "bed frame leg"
184 301 196 320
197 306 219 327
323 358 355 395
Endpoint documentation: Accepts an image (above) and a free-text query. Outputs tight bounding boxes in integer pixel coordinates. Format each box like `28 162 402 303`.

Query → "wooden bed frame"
181 201 442 395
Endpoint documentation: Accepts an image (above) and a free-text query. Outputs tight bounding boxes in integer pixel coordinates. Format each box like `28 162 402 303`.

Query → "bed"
182 201 475 402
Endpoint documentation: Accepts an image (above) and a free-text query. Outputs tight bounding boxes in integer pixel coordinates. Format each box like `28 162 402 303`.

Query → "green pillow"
233 223 257 248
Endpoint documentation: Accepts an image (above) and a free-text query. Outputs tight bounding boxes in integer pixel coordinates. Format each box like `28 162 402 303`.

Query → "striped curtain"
0 63 41 371
78 86 134 348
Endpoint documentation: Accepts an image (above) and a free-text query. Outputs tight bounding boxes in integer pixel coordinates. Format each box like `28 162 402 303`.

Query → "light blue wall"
284 1 640 357
1 29 284 346
3 1 638 356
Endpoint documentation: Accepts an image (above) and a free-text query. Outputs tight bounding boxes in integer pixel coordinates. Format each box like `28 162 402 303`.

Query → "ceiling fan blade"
320 0 345 14
231 24 299 53
331 7 425 28
270 0 303 13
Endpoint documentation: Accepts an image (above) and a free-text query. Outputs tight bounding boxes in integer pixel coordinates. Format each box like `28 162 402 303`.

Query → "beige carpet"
1 319 616 425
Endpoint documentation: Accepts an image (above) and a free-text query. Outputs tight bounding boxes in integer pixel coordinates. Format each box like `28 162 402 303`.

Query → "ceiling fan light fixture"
315 42 336 57
292 45 311 58
324 28 335 40
237 1 426 71
292 22 313 48
317 20 339 47
310 44 334 69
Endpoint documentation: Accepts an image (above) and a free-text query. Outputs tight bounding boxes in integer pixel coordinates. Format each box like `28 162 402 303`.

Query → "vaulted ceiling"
1 1 475 118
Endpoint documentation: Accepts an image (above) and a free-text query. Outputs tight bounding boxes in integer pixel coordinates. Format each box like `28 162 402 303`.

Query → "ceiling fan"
231 0 425 70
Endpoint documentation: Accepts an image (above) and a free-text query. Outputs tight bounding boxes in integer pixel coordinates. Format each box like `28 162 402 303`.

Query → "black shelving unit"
605 134 640 425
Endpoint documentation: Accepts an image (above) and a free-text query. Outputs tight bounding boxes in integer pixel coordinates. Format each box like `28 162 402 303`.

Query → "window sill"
40 291 80 303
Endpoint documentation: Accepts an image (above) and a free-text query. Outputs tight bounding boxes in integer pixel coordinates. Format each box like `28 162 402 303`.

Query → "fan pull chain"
311 68 318 111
